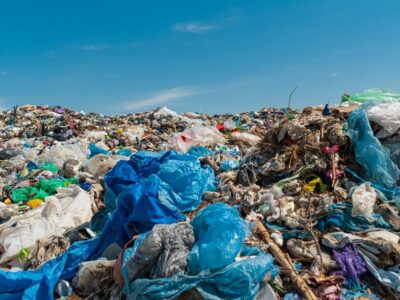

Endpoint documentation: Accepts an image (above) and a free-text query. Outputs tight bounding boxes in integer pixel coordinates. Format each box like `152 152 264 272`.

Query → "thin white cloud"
172 8 243 34
123 88 199 110
0 71 7 76
331 72 338 77
172 22 218 33
75 44 110 51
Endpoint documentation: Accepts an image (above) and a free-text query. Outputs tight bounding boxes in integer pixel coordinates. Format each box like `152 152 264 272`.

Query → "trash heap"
1 89 400 300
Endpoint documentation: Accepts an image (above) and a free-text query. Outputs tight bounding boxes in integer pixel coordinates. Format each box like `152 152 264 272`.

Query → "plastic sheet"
124 245 277 300
0 186 93 264
104 150 215 213
341 88 400 105
188 203 249 274
122 223 194 282
317 203 391 232
347 109 399 190
362 100 400 138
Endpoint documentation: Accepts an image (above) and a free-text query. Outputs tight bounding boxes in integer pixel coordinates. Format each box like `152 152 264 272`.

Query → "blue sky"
1 0 400 114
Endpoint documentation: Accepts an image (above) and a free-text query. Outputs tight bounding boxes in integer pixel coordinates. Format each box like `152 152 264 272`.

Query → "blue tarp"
0 150 215 300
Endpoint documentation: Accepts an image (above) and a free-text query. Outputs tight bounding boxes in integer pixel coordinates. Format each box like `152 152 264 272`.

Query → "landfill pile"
1 89 400 299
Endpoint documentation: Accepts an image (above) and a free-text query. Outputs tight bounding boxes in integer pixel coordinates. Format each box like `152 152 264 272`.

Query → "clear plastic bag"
169 125 225 153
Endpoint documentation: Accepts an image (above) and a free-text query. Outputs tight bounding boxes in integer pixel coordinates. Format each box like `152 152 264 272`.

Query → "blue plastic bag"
317 203 391 232
125 245 277 300
186 146 213 158
88 143 108 158
220 159 240 171
104 151 215 213
116 148 132 156
347 109 399 190
188 203 249 274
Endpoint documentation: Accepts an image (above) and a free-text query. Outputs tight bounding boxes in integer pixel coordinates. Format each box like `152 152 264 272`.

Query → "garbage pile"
1 89 400 299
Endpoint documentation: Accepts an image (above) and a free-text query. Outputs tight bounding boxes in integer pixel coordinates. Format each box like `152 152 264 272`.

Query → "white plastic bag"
351 183 377 221
37 143 87 168
363 101 400 138
169 125 225 153
230 132 261 147
0 186 93 263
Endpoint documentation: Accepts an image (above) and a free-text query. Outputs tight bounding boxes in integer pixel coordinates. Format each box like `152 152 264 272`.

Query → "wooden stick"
255 220 318 300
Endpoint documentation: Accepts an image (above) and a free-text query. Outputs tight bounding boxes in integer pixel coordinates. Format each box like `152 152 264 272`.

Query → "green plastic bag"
38 162 58 173
341 88 400 105
11 178 78 203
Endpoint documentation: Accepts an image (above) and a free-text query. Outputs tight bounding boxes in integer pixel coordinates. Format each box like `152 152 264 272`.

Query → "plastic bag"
83 154 119 177
188 203 249 274
169 125 225 153
351 183 377 221
0 186 93 263
88 143 108 158
347 109 399 190
125 245 277 300
122 223 194 283
362 100 400 138
186 146 213 158
230 132 261 147
104 151 215 213
38 143 87 169
220 159 240 171
341 88 400 105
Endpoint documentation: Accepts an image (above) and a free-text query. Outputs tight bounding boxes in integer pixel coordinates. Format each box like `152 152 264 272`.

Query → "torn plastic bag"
124 245 277 300
188 203 249 274
347 109 399 191
360 251 400 292
0 186 93 264
122 223 194 283
362 100 400 138
37 143 87 169
169 125 225 153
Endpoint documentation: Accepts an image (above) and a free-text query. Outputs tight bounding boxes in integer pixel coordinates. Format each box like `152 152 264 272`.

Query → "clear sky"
1 0 400 114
